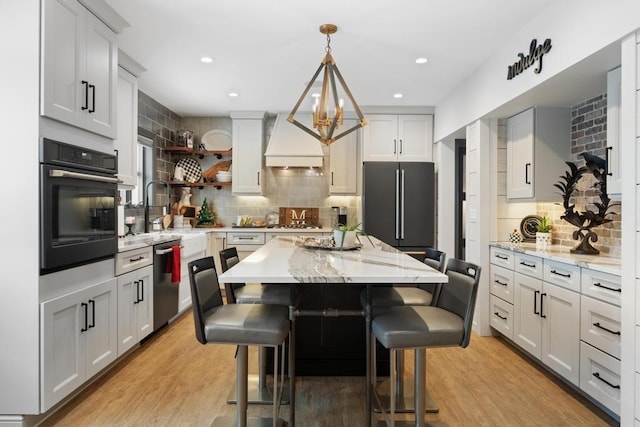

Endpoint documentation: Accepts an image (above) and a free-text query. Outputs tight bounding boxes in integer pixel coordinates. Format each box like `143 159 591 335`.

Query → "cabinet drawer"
116 246 153 276
580 296 621 359
543 259 581 292
490 294 513 340
490 246 514 269
490 264 514 304
581 268 621 307
514 253 543 279
226 232 266 245
579 342 620 416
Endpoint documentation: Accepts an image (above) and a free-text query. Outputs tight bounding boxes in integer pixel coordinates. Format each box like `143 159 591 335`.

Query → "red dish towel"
169 245 181 284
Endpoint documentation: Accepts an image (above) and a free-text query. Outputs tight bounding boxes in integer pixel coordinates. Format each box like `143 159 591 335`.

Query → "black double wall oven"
40 138 119 274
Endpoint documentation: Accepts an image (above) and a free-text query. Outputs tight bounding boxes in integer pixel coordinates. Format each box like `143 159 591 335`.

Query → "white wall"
435 139 455 259
0 0 41 415
434 0 640 142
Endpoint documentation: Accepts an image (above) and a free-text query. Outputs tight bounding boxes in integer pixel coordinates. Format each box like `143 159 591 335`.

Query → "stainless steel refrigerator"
362 162 435 253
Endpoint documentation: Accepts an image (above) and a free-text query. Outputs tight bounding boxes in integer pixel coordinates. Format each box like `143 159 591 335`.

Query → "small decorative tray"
302 237 362 251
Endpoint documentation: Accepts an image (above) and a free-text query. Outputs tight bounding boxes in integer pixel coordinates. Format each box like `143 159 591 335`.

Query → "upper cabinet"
363 115 433 162
115 52 146 189
41 0 122 139
329 119 358 194
506 107 570 201
231 112 265 195
606 67 621 196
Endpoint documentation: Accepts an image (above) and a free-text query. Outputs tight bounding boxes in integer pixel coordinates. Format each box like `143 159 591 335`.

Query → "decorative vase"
508 229 522 247
536 232 552 250
333 230 357 248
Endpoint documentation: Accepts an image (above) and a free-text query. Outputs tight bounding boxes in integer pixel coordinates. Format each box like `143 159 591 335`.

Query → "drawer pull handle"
593 282 621 293
129 256 144 263
592 372 620 389
593 322 620 336
495 254 508 260
520 261 535 268
494 279 508 286
494 312 507 320
237 237 256 240
551 269 571 278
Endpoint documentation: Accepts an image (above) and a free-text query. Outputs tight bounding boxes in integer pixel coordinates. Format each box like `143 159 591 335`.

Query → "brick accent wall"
537 93 622 256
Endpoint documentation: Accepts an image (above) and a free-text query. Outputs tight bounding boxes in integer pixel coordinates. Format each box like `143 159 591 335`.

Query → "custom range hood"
264 113 324 168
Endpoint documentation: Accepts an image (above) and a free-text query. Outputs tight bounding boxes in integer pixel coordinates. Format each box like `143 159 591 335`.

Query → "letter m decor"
507 38 552 80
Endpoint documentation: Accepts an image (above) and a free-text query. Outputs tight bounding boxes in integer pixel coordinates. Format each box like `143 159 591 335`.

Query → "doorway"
455 139 466 259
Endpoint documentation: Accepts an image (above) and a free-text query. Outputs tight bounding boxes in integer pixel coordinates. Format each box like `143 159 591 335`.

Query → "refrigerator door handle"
395 169 400 239
400 168 405 239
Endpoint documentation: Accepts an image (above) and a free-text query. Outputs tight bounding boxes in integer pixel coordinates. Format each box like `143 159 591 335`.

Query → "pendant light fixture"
288 24 367 145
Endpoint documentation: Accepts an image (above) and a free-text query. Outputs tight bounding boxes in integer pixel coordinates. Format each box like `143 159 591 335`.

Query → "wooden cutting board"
279 207 319 226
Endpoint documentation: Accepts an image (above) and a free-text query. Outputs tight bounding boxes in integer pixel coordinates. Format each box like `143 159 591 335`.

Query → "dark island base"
267 284 391 376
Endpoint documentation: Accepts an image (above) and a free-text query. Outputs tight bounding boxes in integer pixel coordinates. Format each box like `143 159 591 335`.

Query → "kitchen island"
218 234 447 426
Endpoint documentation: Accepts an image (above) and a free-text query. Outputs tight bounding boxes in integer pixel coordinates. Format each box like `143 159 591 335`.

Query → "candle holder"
125 223 136 236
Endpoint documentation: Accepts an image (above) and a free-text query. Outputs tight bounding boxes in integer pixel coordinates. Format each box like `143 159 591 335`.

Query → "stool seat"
204 304 289 346
372 306 463 349
361 287 433 308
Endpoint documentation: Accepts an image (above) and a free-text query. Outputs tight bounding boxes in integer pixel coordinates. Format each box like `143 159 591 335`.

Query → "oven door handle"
49 169 122 184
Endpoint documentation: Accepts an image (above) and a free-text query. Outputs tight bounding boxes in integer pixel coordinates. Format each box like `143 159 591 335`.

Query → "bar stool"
220 247 293 405
188 256 289 427
360 247 446 413
370 258 481 426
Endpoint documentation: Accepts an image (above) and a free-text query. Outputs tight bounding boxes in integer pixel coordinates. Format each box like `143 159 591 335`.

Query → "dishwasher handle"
155 245 183 255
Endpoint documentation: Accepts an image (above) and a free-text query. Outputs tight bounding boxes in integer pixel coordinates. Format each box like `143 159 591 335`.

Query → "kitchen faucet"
144 180 171 233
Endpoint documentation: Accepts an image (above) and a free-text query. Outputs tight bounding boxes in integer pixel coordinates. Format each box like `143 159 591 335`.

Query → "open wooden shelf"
163 146 232 159
168 180 231 190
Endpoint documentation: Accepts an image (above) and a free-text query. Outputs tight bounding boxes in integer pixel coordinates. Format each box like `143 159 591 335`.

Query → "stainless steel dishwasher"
153 238 182 331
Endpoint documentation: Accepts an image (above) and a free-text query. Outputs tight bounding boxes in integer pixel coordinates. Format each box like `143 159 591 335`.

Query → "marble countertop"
218 235 448 284
490 242 621 275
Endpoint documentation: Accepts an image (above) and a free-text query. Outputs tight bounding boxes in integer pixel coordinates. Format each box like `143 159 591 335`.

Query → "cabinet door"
40 289 86 412
115 67 138 188
41 0 86 127
135 265 154 341
84 278 117 378
362 115 398 161
513 272 542 359
541 282 580 386
232 119 264 194
606 67 621 195
506 108 534 199
117 270 137 355
84 11 117 138
397 115 433 162
329 121 357 194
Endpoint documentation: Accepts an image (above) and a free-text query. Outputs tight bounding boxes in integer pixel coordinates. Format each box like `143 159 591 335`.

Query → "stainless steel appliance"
362 162 435 254
40 138 119 274
153 238 181 331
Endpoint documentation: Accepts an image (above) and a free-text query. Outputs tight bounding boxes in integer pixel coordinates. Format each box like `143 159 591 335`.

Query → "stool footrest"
212 417 286 426
226 374 290 405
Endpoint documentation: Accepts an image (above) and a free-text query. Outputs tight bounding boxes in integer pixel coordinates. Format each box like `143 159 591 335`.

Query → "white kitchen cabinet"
114 53 145 188
329 119 358 194
206 232 227 274
40 277 117 411
580 341 621 416
41 0 118 138
513 271 543 357
231 112 265 194
606 66 622 195
363 115 433 162
117 264 153 356
506 107 570 201
178 234 207 313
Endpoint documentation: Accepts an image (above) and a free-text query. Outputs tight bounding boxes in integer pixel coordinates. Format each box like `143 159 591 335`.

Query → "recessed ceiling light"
200 56 213 63
228 92 239 97
415 57 428 64
393 93 403 99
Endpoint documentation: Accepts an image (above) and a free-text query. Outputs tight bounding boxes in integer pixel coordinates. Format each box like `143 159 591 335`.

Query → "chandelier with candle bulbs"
288 24 367 145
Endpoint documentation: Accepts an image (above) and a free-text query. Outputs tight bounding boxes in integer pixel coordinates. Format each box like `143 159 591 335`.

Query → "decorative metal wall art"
554 153 618 255
507 38 552 80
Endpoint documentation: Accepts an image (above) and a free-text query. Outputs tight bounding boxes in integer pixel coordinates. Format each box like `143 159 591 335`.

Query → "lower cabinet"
580 342 621 415
40 277 118 412
117 265 154 356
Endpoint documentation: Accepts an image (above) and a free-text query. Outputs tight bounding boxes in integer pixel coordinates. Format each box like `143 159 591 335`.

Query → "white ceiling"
105 0 618 121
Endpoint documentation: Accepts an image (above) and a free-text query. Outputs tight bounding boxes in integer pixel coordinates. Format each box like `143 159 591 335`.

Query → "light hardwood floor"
43 311 618 427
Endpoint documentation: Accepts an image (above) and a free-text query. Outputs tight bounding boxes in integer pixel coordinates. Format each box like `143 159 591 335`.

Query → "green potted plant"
332 220 374 249
536 216 552 249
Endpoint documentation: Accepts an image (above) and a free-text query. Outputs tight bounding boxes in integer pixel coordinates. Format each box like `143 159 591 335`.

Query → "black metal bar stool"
188 256 289 427
370 258 481 426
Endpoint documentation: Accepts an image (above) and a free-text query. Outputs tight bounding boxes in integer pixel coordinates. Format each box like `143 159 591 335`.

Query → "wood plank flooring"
42 311 618 426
